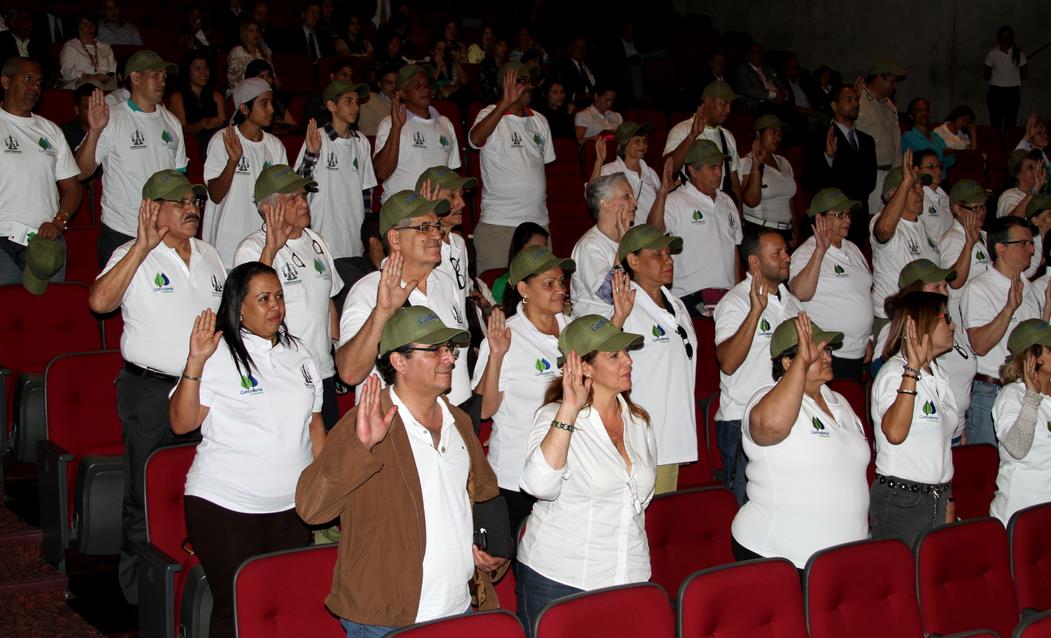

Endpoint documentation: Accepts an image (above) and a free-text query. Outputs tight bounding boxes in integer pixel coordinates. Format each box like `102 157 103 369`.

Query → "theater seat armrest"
37 440 74 570
136 542 183 638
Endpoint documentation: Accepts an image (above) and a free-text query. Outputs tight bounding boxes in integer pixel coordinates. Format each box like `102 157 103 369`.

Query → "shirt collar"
323 123 356 140
241 330 282 355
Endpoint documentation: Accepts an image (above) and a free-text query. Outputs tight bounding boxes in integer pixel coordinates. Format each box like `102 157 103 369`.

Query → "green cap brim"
260 176 318 202
158 183 207 201
617 235 683 262
772 328 844 358
808 197 861 217
557 331 643 367
381 324 470 356
421 173 477 192
22 268 48 295
380 198 452 234
509 257 576 286
900 267 957 288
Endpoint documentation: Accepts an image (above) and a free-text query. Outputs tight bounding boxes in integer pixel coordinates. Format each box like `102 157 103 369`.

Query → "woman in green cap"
741 115 797 236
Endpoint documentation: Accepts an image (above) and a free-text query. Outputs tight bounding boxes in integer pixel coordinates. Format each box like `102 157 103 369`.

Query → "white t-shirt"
733 383 870 568
202 127 288 268
920 186 953 242
95 101 188 236
990 382 1051 524
962 267 1043 377
714 275 798 421
471 307 568 490
234 229 343 378
662 121 741 180
294 131 377 259
436 232 472 296
871 355 958 484
789 237 873 359
570 225 618 319
869 213 940 318
664 182 742 296
997 187 1026 218
622 284 698 465
0 108 79 233
739 155 797 225
600 156 660 227
470 105 556 227
933 124 971 151
519 399 656 590
389 388 474 621
338 267 470 404
182 334 321 513
985 47 1028 88
100 238 226 376
574 105 623 138
374 107 461 203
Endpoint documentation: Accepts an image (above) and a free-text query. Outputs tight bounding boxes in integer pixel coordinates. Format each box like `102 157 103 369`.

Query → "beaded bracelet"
550 420 576 433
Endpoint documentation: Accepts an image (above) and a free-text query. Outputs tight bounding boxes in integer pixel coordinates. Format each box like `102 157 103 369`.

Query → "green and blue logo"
161 129 173 143
154 272 170 287
759 318 771 332
834 265 845 275
37 137 52 150
313 258 325 274
240 374 258 389
652 324 666 338
692 210 703 222
922 400 937 416
534 358 551 374
811 417 825 431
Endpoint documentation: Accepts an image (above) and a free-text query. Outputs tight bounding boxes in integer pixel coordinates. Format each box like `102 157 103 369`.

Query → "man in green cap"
88 168 224 604
468 61 555 272
294 80 376 259
416 165 477 296
298 305 507 633
998 149 1046 220
373 63 461 204
939 179 989 318
662 80 741 200
857 58 907 212
75 49 186 268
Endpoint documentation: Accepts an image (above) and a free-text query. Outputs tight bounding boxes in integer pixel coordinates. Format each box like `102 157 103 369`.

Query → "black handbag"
472 495 514 559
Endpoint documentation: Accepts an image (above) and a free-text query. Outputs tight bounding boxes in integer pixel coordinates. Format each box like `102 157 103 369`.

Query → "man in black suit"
33 0 73 46
804 84 877 248
278 0 333 61
550 35 597 107
0 9 52 81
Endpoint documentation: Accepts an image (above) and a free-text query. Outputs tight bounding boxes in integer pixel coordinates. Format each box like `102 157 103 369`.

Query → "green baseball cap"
897 258 957 289
395 63 436 90
754 114 789 133
881 166 905 198
807 187 861 216
508 245 575 286
949 179 988 206
867 58 907 78
1008 149 1038 176
415 165 477 193
1008 319 1051 356
1026 194 1051 219
322 80 369 106
142 169 207 201
125 50 178 77
23 236 66 295
769 318 843 359
684 139 727 166
614 121 653 149
379 190 451 234
496 61 540 86
556 314 643 367
701 80 737 102
254 164 318 203
617 224 683 262
378 305 470 357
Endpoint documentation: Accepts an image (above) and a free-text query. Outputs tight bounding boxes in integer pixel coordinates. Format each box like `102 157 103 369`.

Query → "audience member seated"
0 8 53 81
177 5 219 53
96 0 142 46
570 174 636 319
933 104 978 151
357 62 397 136
901 98 954 180
780 52 826 134
489 222 549 305
574 85 621 144
432 38 467 99
467 24 494 64
509 25 547 64
477 32 510 105
535 79 575 140
808 65 837 114
999 149 1047 222
663 81 742 201
168 51 226 161
61 82 94 151
697 50 727 88
226 17 274 95
334 14 374 60
550 35 597 107
243 58 296 130
276 0 332 62
734 43 789 115
1018 113 1050 170
740 115 797 233
59 12 117 90
591 122 669 227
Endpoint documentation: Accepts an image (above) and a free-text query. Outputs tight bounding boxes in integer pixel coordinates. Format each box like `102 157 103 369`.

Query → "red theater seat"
645 487 736 598
534 582 673 638
234 545 342 637
952 444 999 519
1009 502 1051 615
386 610 524 637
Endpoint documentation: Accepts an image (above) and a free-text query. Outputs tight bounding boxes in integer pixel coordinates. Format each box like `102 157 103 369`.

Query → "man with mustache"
0 57 82 286
88 169 225 603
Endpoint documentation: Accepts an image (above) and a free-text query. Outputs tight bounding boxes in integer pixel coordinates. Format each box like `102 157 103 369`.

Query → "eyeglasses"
675 325 694 360
171 195 205 208
920 163 942 171
398 222 445 236
821 211 851 220
449 255 466 290
935 312 954 325
1002 239 1035 248
403 343 461 357
960 204 986 212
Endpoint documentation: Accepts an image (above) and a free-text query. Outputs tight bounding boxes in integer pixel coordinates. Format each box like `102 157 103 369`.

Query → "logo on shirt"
927 236 937 250
263 160 273 170
37 137 54 155
651 324 670 342
161 129 173 145
352 157 359 171
922 400 937 416
977 249 987 262
727 211 737 229
130 129 146 149
510 131 523 147
210 275 224 296
236 155 250 173
833 264 846 276
1046 420 1051 436
412 131 426 147
300 364 314 387
439 134 449 148
691 210 705 223
759 318 771 333
239 373 263 395
153 272 174 293
313 258 327 276
906 239 920 256
534 357 553 375
280 262 300 284
811 416 830 437
927 205 939 217
532 132 545 149
326 152 338 169
3 135 19 153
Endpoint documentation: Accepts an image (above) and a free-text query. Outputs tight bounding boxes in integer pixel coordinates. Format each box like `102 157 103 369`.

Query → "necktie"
308 31 319 61
848 128 859 152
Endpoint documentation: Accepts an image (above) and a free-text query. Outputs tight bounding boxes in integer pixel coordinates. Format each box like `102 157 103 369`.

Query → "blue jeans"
967 380 999 445
516 563 583 637
340 618 399 638
715 419 748 505
0 236 67 285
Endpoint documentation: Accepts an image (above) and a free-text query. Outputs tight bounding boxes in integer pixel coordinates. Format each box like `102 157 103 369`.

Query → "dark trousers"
516 562 583 638
97 223 133 269
831 356 865 382
715 419 748 505
184 495 311 638
988 85 1021 131
500 488 537 538
116 369 201 603
868 476 950 548
731 536 763 562
680 289 728 318
321 375 339 431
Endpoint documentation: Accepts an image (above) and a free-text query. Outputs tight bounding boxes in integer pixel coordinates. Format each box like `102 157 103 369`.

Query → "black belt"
123 361 179 384
876 474 951 494
974 374 1002 386
743 213 792 231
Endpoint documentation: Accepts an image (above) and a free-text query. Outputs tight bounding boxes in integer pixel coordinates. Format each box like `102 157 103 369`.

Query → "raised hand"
901 149 916 185
748 264 769 313
305 118 322 154
963 209 981 246
187 309 223 363
903 315 934 371
1008 276 1024 311
751 141 768 166
134 199 169 251
560 351 593 413
391 95 407 130
418 178 439 202
1023 352 1040 393
689 106 708 138
1026 112 1040 141
824 125 838 158
595 137 607 165
611 269 636 323
792 312 827 368
87 88 109 132
222 125 243 162
487 307 512 357
355 374 398 450
659 157 676 194
814 212 832 252
852 75 865 97
1034 161 1047 193
375 251 418 316
263 200 293 252
499 68 526 109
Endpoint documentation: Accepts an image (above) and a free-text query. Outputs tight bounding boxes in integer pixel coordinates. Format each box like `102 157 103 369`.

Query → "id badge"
5 221 36 246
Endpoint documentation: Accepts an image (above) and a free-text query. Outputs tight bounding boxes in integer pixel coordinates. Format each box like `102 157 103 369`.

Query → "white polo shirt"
234 228 343 378
470 105 556 227
436 232 472 296
374 107 461 203
0 108 79 234
294 131 377 259
986 47 1027 87
570 225 618 319
622 284 698 465
733 383 870 568
920 186 953 242
939 221 988 428
869 213 939 318
182 334 321 513
471 307 568 490
962 267 1043 377
789 236 873 359
519 398 656 590
990 382 1051 524
202 127 288 268
389 388 474 621
100 238 226 376
739 154 796 226
662 121 740 178
573 105 623 138
714 275 798 421
338 267 470 404
600 157 659 227
94 100 188 236
997 187 1026 218
664 181 742 296
872 355 958 484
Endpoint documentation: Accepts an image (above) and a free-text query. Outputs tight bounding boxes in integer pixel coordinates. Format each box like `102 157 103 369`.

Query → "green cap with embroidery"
684 139 727 166
881 166 906 198
754 114 789 133
125 50 178 76
379 190 451 234
395 63 436 90
769 318 843 358
614 121 653 149
141 169 207 201
496 61 540 86
1008 319 1051 356
508 245 575 286
23 236 65 295
1008 149 1038 176
415 165 477 193
378 305 470 356
1026 194 1051 219
253 164 317 203
867 58 907 78
701 80 737 102
949 179 988 206
322 80 369 105
807 187 861 216
556 315 643 367
897 258 957 289
617 224 683 262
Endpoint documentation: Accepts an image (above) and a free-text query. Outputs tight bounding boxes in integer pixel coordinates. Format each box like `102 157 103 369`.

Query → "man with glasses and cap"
856 58 907 213
75 50 187 267
299 305 506 634
662 80 742 202
416 165 477 297
469 61 555 273
87 169 224 603
294 80 376 260
373 63 461 204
